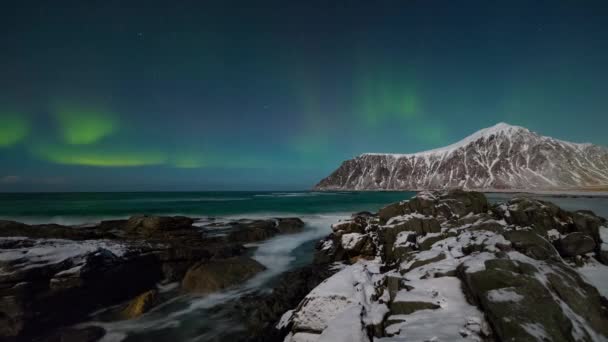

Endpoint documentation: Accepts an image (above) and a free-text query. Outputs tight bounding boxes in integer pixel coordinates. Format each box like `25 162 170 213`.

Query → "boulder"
503 230 560 261
558 232 596 257
459 257 608 342
502 197 569 235
275 218 305 233
378 202 408 224
182 257 266 293
437 189 489 218
331 221 365 234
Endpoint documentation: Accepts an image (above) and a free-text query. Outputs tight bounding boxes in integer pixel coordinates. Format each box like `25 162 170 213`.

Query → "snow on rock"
0 237 128 275
547 229 561 242
600 226 608 251
578 257 608 298
521 323 550 341
341 233 365 250
289 262 378 335
486 288 524 303
394 231 416 248
277 310 295 329
382 277 488 341
316 305 370 342
281 190 608 342
315 122 608 191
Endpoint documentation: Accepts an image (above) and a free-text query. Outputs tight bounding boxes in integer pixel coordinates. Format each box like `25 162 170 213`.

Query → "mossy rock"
459 257 606 342
558 232 596 257
503 230 559 260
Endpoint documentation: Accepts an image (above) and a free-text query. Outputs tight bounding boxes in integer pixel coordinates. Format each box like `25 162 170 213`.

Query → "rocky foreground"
276 190 608 342
1 190 608 342
0 214 306 341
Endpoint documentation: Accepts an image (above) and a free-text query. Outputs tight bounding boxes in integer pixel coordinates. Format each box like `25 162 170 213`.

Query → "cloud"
0 114 29 147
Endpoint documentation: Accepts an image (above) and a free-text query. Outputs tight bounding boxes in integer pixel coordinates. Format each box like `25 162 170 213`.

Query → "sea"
1 191 607 341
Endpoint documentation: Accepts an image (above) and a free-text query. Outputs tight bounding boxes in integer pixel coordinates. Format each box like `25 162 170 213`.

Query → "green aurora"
1 1 607 190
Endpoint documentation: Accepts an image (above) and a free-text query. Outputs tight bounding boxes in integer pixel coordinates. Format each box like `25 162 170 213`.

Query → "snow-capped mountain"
315 122 608 191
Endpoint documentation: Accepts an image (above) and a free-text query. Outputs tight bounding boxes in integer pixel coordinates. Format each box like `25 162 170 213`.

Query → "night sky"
1 1 607 191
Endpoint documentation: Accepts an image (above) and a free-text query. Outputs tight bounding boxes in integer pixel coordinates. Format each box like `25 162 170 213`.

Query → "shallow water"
0 191 415 225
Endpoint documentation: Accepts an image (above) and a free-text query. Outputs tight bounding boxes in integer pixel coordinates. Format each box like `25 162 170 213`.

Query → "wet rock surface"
277 190 608 342
0 214 307 341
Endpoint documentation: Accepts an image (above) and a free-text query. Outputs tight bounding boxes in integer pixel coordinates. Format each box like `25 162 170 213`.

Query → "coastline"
313 187 608 197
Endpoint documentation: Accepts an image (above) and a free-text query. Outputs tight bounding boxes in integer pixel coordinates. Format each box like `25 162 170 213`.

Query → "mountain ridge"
315 122 608 191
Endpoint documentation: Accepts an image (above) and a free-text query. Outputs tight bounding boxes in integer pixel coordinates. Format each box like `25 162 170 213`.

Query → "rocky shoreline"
1 190 608 341
278 190 608 341
0 215 308 341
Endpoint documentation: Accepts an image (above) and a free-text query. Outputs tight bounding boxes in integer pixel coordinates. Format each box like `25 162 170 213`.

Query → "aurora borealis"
1 1 608 191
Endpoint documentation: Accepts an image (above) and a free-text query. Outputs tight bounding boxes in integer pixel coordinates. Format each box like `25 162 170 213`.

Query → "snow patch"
486 288 524 303
341 233 365 250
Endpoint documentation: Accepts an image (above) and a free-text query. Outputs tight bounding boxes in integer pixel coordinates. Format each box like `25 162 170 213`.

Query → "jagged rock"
0 214 303 341
417 233 446 250
0 238 162 340
121 289 159 319
282 190 608 342
502 197 571 235
559 232 596 257
401 252 446 274
331 221 365 234
437 189 489 218
380 217 441 262
182 256 266 293
378 202 408 224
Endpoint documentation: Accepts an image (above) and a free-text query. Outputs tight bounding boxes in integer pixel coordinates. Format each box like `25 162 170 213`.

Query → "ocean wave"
253 192 345 198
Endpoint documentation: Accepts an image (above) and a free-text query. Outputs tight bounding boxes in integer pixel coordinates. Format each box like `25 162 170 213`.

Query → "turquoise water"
0 191 416 225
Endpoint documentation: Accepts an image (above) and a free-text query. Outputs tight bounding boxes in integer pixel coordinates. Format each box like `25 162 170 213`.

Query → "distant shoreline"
314 187 608 197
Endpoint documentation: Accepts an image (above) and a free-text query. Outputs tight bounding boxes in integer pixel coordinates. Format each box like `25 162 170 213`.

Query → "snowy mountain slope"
315 123 608 191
